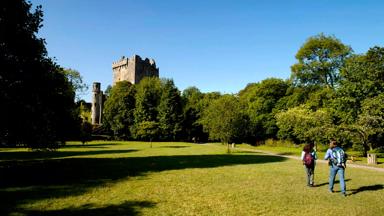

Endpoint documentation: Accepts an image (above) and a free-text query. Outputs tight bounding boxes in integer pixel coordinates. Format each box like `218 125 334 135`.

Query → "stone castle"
112 55 159 85
91 54 160 125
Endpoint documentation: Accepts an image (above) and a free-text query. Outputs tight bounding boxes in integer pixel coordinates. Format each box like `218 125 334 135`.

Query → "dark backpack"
303 152 314 167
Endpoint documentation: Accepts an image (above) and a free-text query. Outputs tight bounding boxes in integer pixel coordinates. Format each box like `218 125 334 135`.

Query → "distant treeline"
102 34 384 155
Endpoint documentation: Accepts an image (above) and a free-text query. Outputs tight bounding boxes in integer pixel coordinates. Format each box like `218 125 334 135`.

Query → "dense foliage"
0 0 80 148
103 81 136 140
291 33 352 89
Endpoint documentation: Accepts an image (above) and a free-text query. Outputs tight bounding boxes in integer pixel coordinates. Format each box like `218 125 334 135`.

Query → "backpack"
332 147 346 166
303 152 314 167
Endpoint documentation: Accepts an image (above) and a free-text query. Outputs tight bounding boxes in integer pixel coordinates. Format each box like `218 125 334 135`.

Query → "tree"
335 46 384 123
103 81 136 140
181 87 205 142
62 68 88 101
104 85 112 98
358 95 384 151
77 100 91 123
192 91 222 142
291 34 352 89
136 121 159 147
132 77 162 139
305 87 335 110
0 0 79 148
341 94 384 155
239 78 289 141
157 79 183 140
79 121 92 144
275 106 334 144
274 86 307 112
200 95 248 145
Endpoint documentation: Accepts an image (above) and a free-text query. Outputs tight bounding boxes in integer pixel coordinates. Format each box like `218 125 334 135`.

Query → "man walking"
324 140 347 196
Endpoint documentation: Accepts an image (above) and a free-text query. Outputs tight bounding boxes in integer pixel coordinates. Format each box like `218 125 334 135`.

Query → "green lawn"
1 141 383 215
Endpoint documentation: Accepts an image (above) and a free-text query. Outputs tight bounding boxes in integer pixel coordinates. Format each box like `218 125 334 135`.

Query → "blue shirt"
324 146 344 160
324 148 334 160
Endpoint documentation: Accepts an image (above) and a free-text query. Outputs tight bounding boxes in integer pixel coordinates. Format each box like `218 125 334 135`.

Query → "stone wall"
91 82 103 125
112 55 159 85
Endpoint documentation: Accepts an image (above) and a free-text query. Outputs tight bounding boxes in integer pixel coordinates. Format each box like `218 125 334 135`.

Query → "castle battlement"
112 54 159 85
112 57 129 69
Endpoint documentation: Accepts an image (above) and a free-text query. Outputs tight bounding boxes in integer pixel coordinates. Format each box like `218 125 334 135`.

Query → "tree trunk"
363 141 369 157
227 143 231 154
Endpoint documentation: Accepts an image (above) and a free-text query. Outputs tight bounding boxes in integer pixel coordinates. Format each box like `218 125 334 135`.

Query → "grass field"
0 141 383 216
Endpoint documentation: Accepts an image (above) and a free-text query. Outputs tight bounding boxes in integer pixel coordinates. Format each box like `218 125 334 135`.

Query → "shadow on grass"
0 154 286 215
0 149 138 161
16 201 155 216
0 154 286 187
64 143 121 148
313 179 351 188
277 152 296 156
349 184 384 195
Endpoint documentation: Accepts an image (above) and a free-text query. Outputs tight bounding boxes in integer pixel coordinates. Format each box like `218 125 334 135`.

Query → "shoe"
342 193 347 197
329 190 334 193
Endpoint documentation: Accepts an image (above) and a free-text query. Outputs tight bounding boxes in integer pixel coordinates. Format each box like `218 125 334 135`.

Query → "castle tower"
112 55 159 85
91 82 103 125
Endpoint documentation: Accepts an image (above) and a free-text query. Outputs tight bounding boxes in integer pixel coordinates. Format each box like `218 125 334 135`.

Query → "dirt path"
235 147 384 172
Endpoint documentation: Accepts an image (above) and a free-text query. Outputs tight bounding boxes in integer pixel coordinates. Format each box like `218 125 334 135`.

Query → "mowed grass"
0 142 383 216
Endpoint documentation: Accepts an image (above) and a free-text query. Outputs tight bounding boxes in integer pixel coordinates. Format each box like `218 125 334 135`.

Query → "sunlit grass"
1 141 383 215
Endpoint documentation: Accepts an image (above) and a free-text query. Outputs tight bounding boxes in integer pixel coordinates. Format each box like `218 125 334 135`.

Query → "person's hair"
309 142 314 149
330 140 337 147
303 144 311 153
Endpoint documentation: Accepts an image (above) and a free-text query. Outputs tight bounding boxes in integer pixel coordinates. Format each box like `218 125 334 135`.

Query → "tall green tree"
157 79 183 140
239 78 289 141
103 81 136 139
337 93 384 155
335 46 384 123
181 87 205 142
132 77 162 139
136 121 159 146
291 34 352 89
62 68 88 101
200 94 248 144
0 0 78 148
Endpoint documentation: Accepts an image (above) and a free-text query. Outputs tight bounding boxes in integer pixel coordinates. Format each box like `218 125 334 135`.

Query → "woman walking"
301 143 317 187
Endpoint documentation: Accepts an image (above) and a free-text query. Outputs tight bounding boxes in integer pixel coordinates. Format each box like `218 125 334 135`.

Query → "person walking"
324 140 347 196
301 143 317 187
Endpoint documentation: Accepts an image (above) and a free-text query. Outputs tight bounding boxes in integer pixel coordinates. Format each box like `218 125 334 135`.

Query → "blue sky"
30 0 384 102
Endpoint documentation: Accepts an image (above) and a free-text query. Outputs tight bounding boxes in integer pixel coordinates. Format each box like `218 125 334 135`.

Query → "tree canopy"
0 0 79 148
103 81 136 139
200 94 248 144
291 33 352 89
